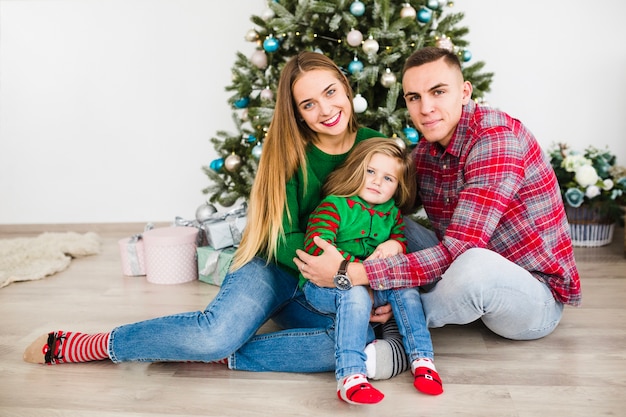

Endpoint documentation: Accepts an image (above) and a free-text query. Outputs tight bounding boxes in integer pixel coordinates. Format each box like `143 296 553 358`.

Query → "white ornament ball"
380 69 397 88
400 4 417 18
224 154 243 172
393 137 407 151
353 94 368 113
196 202 217 222
261 8 275 21
346 29 363 47
251 143 263 159
250 50 268 69
260 88 274 101
362 37 380 55
245 29 259 42
436 35 454 51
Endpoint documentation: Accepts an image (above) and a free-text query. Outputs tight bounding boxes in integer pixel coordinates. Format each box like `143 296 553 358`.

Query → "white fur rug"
0 232 101 288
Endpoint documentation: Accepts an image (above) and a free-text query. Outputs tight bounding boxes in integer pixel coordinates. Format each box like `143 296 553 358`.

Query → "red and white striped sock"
43 331 110 364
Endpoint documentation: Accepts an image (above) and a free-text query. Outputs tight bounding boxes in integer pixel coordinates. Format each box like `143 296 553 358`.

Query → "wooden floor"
1 224 625 417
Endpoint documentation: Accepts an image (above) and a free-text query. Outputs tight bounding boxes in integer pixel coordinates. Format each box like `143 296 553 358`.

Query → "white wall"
1 0 625 225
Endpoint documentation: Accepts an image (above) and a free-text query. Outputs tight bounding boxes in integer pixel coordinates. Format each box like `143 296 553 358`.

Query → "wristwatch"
333 259 352 290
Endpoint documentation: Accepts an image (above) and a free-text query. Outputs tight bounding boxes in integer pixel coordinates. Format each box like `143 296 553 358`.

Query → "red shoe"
337 374 385 404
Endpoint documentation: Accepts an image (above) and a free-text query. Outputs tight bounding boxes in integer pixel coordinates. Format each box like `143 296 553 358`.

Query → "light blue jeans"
109 257 338 372
303 281 434 380
403 219 564 340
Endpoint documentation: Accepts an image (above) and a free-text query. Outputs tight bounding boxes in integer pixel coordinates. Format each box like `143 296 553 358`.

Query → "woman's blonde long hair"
231 51 358 270
322 137 417 214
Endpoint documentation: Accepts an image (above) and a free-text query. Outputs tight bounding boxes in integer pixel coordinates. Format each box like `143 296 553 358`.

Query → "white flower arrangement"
549 143 626 224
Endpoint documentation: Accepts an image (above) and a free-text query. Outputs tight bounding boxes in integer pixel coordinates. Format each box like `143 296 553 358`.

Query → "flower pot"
565 206 615 247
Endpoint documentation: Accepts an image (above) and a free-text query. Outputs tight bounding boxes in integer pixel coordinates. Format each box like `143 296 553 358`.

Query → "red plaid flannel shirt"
364 101 581 306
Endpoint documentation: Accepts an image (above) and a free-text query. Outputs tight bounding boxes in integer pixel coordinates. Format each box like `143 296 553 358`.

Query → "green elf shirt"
298 195 407 288
274 127 385 278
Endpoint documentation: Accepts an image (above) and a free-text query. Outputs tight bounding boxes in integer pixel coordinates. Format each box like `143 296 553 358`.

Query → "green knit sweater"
275 127 384 277
298 195 406 288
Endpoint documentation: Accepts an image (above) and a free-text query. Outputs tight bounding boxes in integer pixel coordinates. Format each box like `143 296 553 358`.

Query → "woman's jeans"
109 257 338 372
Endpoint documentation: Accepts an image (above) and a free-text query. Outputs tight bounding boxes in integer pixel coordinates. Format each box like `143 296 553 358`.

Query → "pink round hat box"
143 226 199 284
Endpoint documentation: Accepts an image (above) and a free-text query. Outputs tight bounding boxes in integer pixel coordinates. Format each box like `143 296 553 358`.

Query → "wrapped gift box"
143 226 199 285
197 246 236 286
204 215 247 249
118 235 147 276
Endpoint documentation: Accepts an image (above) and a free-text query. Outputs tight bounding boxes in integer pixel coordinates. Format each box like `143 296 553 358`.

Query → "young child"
300 137 443 405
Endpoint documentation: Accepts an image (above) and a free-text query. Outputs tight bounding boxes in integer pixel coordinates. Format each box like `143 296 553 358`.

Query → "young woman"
300 138 442 404
24 52 436 377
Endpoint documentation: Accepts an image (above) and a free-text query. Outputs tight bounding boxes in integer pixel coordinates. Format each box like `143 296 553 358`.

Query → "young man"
295 46 581 341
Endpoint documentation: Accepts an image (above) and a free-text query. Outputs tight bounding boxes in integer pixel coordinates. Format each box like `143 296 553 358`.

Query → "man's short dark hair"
403 47 462 75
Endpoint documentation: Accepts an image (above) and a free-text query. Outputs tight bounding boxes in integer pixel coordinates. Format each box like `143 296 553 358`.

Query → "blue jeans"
303 283 374 380
421 247 564 340
404 219 563 340
304 281 434 380
109 257 337 372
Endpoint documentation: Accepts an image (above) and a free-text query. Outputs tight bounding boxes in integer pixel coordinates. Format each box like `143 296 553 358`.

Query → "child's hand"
366 240 403 260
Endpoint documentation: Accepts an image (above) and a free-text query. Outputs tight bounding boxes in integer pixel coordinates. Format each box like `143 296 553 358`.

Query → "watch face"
334 274 352 290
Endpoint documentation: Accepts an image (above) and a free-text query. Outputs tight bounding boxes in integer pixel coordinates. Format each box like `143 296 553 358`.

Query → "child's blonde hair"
323 137 417 214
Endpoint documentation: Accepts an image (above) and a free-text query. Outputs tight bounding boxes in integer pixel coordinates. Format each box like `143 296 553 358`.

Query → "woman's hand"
369 303 393 323
294 236 343 288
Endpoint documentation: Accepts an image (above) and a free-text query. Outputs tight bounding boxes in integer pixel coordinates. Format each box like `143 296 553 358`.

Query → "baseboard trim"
0 222 171 237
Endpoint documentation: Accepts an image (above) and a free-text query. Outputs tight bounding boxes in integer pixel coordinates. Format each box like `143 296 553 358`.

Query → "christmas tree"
203 0 493 207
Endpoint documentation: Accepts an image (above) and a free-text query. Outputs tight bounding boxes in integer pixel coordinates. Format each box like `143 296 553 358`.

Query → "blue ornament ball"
263 37 279 53
417 7 433 23
403 127 420 144
246 134 257 143
462 49 472 62
251 143 263 159
427 0 440 10
234 97 249 109
350 1 365 16
209 158 225 171
348 59 364 74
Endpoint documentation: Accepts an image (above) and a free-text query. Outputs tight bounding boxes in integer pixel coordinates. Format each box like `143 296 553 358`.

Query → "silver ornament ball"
362 37 380 55
380 69 397 88
196 202 217 222
224 154 243 172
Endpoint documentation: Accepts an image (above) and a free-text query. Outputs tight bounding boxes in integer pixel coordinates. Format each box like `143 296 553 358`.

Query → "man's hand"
294 236 343 288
